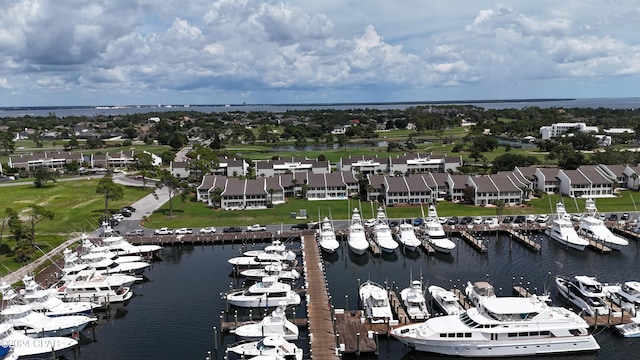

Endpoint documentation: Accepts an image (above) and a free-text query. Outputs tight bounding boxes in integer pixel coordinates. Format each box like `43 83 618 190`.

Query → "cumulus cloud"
0 0 639 105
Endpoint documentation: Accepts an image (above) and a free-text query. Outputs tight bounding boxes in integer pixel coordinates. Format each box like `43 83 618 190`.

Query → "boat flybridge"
577 198 628 250
428 285 465 316
400 280 430 320
465 281 496 308
396 222 421 251
391 295 600 357
423 205 456 253
347 208 369 255
546 202 589 251
359 280 394 323
373 207 398 253
316 217 340 253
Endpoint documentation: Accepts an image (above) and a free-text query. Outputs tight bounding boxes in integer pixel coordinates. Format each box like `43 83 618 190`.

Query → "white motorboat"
223 277 301 308
0 322 78 359
59 249 143 285
577 198 628 250
615 317 640 337
243 240 293 259
422 205 456 253
56 269 134 306
2 278 98 317
400 280 429 320
555 275 610 316
391 296 600 357
359 280 394 323
240 262 300 282
233 303 299 340
347 208 369 255
228 256 291 269
465 281 496 308
81 235 145 264
604 281 640 316
428 285 465 316
227 335 303 360
545 202 589 251
316 217 340 253
373 207 398 253
0 304 94 338
396 222 421 251
100 224 162 258
79 250 150 275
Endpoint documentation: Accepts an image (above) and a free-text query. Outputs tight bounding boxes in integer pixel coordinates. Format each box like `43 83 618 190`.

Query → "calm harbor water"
69 232 639 360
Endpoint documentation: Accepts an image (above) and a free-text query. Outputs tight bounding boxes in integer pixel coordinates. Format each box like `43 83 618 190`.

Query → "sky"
1 0 639 107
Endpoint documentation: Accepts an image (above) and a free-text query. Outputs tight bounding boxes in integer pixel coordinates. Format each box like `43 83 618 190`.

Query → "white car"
472 216 483 225
246 224 267 232
364 219 377 227
174 228 193 235
154 227 173 235
438 217 448 224
526 214 537 223
571 213 582 222
536 214 550 223
199 227 217 234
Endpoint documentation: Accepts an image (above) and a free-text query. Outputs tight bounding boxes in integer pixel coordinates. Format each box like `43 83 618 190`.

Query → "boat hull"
546 230 588 251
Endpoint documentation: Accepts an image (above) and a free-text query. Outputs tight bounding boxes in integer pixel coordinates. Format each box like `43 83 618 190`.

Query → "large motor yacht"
391 296 600 357
223 277 301 308
556 275 610 316
422 205 456 253
348 208 369 255
545 202 589 251
577 198 628 250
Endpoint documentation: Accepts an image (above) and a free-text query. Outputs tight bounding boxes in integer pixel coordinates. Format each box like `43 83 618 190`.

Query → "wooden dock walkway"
301 235 339 360
587 238 612 253
334 310 383 355
389 291 411 325
457 230 488 253
367 237 382 256
452 288 472 310
503 229 541 251
419 238 436 255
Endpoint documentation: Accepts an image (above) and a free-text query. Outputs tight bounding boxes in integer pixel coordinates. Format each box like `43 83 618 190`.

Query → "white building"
539 122 599 140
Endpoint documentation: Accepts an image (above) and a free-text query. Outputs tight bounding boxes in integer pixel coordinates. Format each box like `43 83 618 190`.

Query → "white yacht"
243 240 294 260
556 275 610 316
316 217 340 253
79 250 150 275
428 285 465 316
223 277 301 308
0 322 78 359
465 281 496 308
233 303 299 340
359 280 394 323
615 317 640 337
347 208 369 255
227 335 303 360
604 281 640 316
3 277 99 317
373 207 398 253
81 236 146 264
240 262 300 282
545 202 589 251
396 222 421 251
390 296 600 357
400 280 430 320
100 224 162 258
56 269 134 306
0 304 94 338
423 205 456 253
577 198 629 250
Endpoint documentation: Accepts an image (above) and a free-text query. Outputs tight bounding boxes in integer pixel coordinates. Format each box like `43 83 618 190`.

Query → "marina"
4 218 640 360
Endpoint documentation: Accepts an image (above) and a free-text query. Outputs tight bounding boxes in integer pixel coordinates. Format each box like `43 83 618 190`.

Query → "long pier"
301 234 339 360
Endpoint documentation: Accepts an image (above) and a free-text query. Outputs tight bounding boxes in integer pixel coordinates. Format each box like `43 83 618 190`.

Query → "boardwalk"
301 235 339 360
503 228 541 251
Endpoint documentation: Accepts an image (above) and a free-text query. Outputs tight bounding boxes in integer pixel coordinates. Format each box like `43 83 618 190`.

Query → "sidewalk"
0 186 171 286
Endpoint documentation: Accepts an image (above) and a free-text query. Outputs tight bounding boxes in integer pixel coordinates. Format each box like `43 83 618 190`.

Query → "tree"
32 166 59 188
135 152 156 189
26 205 55 246
494 199 506 222
96 172 124 222
157 171 184 216
0 132 15 155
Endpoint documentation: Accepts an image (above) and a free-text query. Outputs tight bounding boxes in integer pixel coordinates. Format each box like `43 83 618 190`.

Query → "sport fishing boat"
316 217 340 253
100 224 162 258
555 275 610 316
428 285 465 316
223 277 301 308
233 303 299 340
359 280 394 323
422 205 456 253
373 207 398 253
240 262 300 282
390 295 600 357
347 208 369 255
396 222 421 251
545 202 589 251
0 304 95 338
0 322 78 359
577 198 628 250
226 335 303 360
400 280 429 320
243 240 295 260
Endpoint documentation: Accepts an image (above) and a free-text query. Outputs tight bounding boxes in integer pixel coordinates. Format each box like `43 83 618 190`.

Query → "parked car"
223 226 244 233
199 227 217 234
389 221 399 227
112 213 125 221
291 223 309 230
571 213 582 222
246 224 267 232
438 217 448 225
120 209 133 217
460 216 472 225
108 218 120 226
621 213 630 221
514 215 526 224
122 206 136 213
413 218 424 226
526 214 537 223
472 216 483 225
502 216 513 224
174 228 193 235
126 229 144 236
154 227 173 235
536 214 550 223
608 213 618 221
447 216 459 225
364 219 377 227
